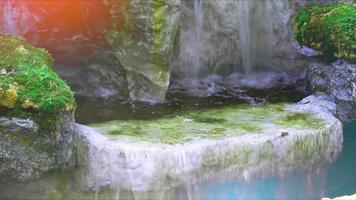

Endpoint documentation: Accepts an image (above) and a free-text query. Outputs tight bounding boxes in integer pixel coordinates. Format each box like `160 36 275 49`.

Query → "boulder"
308 61 356 121
308 62 356 103
0 112 75 182
0 35 76 182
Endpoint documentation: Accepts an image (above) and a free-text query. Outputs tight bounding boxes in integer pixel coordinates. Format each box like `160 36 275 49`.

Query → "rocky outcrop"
308 62 356 103
0 35 76 182
107 0 180 102
0 112 75 182
75 96 342 194
308 61 356 121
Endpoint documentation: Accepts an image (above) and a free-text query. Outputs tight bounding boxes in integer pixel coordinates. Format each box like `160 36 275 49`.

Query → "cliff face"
0 0 347 103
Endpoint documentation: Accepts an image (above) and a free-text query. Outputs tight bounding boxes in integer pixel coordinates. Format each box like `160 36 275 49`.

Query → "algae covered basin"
75 100 343 192
90 103 327 144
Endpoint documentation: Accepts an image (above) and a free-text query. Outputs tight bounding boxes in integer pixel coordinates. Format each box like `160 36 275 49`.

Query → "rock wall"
107 0 180 102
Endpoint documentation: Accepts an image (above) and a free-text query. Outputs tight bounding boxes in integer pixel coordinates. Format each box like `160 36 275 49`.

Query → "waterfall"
173 0 294 78
237 0 274 73
192 0 204 78
238 0 252 74
169 0 301 97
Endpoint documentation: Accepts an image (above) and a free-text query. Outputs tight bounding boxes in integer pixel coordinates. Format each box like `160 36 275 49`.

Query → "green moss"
295 3 356 61
276 112 325 129
187 115 227 124
91 103 326 145
0 35 75 134
287 133 329 166
200 146 253 171
238 123 262 133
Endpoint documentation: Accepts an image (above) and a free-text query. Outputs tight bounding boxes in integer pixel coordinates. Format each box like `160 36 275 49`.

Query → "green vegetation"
295 3 356 61
0 35 75 134
276 112 325 129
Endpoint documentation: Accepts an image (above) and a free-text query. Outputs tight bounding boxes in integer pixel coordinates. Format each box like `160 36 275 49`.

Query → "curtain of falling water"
193 0 203 79
174 0 280 79
237 0 274 73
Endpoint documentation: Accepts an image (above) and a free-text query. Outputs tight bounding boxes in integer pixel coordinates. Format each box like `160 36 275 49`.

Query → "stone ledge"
75 94 343 192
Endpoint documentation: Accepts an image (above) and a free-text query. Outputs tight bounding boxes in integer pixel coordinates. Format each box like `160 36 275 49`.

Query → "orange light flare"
0 0 125 65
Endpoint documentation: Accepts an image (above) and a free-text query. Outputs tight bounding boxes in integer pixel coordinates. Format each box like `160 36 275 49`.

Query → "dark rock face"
308 61 356 121
0 112 76 182
55 51 128 101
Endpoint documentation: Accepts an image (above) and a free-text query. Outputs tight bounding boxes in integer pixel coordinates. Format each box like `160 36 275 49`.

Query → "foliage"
0 35 75 134
295 3 356 61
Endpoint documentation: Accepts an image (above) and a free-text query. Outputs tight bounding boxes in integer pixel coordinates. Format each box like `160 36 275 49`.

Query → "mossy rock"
295 3 356 61
0 35 75 134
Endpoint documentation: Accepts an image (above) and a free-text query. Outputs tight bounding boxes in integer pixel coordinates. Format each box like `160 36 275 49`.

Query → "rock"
0 112 76 182
322 193 356 200
55 53 128 102
308 62 356 102
107 0 180 102
308 61 356 121
75 98 342 193
0 35 76 182
296 93 337 116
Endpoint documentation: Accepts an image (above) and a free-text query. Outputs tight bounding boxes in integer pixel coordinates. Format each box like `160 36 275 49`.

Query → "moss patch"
0 35 75 134
295 3 356 61
276 112 325 129
91 104 326 145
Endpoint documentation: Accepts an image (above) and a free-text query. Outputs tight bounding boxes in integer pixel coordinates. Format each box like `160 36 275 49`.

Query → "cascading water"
192 0 204 79
170 0 297 97
237 0 252 74
175 0 278 76
237 0 274 73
